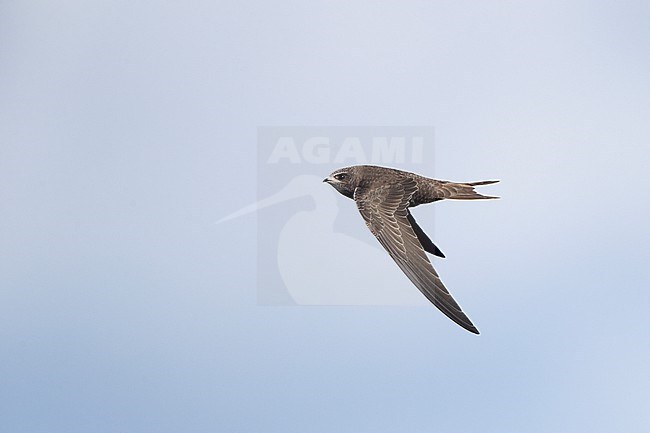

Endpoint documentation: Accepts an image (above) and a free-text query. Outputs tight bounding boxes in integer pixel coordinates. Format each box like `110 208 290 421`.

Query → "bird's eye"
334 173 348 181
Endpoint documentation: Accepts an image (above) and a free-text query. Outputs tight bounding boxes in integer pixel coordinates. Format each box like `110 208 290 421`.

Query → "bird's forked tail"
443 179 500 200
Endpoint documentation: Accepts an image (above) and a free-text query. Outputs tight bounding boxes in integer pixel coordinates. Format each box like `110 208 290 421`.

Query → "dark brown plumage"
323 165 498 334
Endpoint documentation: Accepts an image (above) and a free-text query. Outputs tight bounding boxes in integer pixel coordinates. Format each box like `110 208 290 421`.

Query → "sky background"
1 1 649 432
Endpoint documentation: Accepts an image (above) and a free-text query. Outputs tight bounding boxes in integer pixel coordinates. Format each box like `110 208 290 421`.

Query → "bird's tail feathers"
446 180 500 200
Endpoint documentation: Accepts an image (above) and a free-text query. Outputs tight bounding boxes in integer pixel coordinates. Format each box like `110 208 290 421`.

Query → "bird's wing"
406 210 445 258
354 180 479 334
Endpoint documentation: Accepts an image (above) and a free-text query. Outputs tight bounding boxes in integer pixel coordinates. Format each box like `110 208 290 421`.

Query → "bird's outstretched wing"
406 210 445 258
354 180 479 334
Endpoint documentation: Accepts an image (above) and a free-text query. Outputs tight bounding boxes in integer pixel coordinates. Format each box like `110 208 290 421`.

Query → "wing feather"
354 180 479 334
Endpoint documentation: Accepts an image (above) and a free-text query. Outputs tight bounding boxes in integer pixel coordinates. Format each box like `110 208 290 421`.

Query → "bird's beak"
323 177 331 183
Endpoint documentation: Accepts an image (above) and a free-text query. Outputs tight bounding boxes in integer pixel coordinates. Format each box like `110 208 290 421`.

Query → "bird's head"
323 166 361 198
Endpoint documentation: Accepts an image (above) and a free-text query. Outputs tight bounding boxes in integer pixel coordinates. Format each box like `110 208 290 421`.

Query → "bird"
323 165 499 334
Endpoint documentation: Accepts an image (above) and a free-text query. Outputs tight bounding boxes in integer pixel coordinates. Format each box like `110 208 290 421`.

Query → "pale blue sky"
1 1 649 432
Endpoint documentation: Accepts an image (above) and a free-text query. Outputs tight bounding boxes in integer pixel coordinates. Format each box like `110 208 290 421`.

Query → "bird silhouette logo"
218 174 430 306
